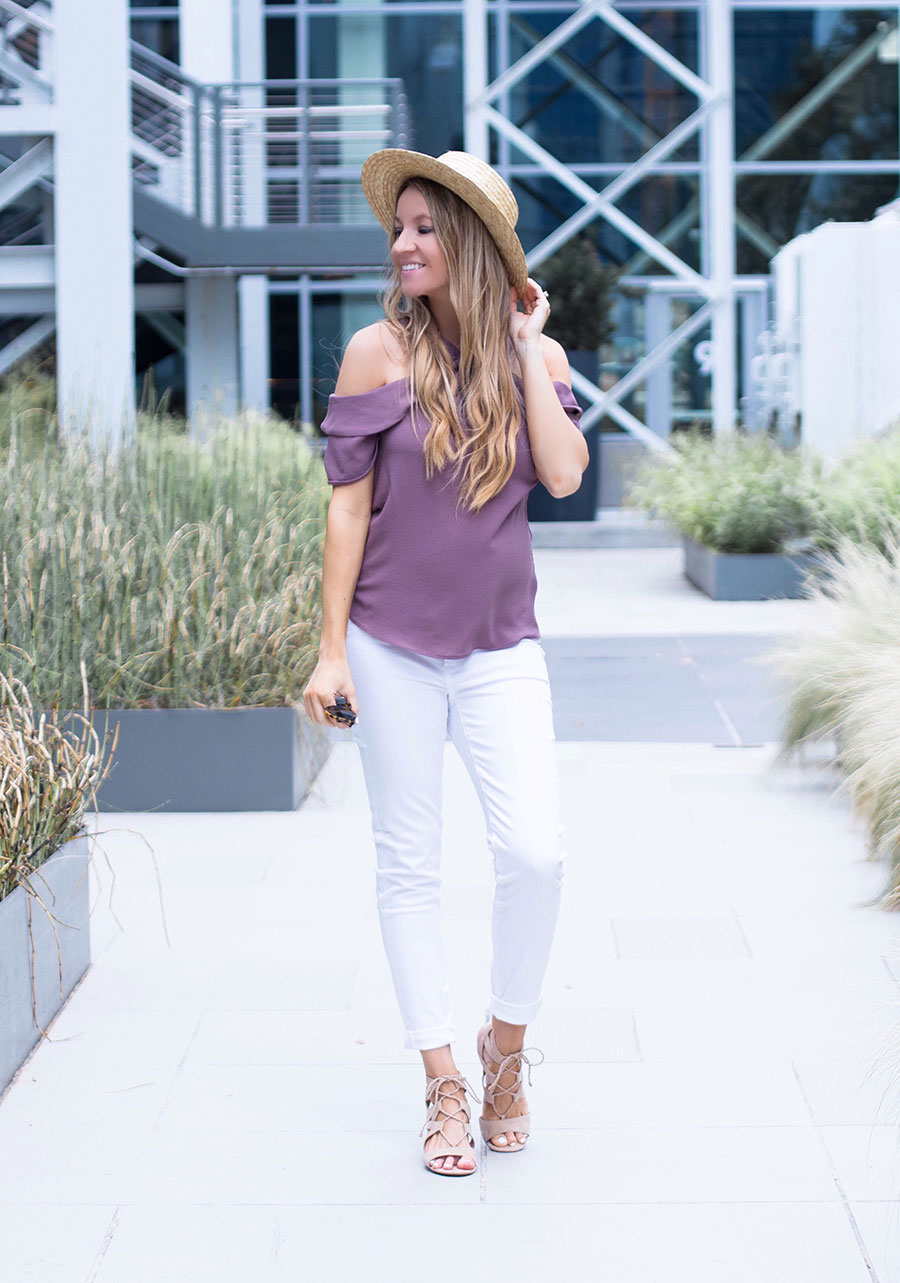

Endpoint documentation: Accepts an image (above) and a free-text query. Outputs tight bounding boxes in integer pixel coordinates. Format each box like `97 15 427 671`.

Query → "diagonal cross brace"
484 105 714 295
526 101 714 272
472 0 712 111
0 136 52 212
578 298 716 432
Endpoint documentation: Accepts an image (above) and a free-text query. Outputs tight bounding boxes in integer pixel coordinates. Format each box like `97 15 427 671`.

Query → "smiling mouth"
401 264 426 274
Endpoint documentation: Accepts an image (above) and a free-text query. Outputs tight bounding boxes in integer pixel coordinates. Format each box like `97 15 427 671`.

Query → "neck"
426 292 461 347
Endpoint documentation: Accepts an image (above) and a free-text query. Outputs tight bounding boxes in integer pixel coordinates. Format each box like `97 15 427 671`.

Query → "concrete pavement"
2 548 899 1282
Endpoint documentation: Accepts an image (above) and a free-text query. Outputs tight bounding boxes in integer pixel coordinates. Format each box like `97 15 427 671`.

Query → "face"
391 187 450 300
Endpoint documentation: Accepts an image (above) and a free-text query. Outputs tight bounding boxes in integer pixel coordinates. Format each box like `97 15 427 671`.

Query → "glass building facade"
130 2 900 433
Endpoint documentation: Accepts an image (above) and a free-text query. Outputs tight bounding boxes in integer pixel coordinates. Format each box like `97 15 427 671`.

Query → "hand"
509 278 550 353
303 656 359 728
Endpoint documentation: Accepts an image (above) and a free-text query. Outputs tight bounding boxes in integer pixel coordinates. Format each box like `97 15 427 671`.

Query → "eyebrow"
393 212 433 225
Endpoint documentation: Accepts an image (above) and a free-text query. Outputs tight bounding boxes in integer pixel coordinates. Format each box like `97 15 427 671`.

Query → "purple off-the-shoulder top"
320 341 583 659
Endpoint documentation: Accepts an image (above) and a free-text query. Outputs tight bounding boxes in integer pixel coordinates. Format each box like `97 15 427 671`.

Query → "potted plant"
626 431 822 599
0 668 114 1092
0 406 330 812
529 235 618 522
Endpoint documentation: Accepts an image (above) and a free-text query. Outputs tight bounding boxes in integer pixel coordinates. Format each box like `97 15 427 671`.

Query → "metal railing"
130 44 411 227
0 0 53 105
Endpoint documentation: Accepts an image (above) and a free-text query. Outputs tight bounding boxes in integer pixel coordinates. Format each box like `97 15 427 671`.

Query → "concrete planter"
683 536 816 601
0 835 91 1093
86 706 328 812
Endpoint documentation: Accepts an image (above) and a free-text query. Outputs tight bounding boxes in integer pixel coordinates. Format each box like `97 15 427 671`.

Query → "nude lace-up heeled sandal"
477 1023 544 1153
421 1073 479 1176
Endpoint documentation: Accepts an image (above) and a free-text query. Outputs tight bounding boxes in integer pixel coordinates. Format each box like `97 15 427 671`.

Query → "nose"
393 226 415 254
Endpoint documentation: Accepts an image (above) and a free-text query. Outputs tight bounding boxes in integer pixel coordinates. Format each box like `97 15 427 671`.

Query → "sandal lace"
481 1031 544 1121
420 1074 480 1149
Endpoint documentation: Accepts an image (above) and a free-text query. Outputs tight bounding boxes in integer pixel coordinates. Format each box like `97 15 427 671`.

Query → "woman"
303 150 588 1176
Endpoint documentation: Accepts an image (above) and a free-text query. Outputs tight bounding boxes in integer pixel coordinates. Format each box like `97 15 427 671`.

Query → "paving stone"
610 914 751 959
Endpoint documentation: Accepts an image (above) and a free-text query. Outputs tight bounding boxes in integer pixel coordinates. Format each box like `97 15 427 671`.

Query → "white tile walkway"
2 549 900 1282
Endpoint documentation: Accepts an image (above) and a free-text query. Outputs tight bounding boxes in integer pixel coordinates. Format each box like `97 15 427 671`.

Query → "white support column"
707 0 736 434
235 0 264 81
186 276 239 418
180 0 235 82
180 1 243 422
54 0 134 444
464 0 489 159
234 0 269 410
238 275 270 412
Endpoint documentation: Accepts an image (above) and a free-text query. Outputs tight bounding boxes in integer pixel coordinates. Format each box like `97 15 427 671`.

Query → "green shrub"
815 427 900 553
627 432 822 554
0 412 328 711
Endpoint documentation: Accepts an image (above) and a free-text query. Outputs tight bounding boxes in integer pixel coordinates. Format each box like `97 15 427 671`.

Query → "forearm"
518 342 589 497
319 502 370 660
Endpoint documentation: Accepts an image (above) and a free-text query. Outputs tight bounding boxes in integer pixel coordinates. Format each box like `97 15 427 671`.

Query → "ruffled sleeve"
320 379 411 486
553 380 584 429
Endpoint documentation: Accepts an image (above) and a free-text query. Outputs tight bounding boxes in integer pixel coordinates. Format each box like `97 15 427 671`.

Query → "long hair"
382 179 521 512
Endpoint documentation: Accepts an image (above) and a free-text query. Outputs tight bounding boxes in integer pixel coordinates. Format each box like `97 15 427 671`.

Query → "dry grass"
774 538 900 905
0 663 114 902
0 411 328 711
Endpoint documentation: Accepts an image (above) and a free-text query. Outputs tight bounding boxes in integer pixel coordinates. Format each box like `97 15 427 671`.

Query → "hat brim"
361 149 529 297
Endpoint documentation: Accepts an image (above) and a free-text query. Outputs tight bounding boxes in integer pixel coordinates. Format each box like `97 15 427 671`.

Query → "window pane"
265 16 297 79
496 7 700 166
735 8 900 162
737 171 899 272
270 292 299 421
309 13 464 156
130 18 180 64
511 172 701 273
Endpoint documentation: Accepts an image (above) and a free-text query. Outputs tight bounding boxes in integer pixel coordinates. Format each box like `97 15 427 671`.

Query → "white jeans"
346 619 564 1051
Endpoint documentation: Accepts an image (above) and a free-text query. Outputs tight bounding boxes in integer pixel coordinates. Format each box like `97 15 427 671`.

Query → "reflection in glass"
735 9 899 161
499 8 699 167
308 13 463 156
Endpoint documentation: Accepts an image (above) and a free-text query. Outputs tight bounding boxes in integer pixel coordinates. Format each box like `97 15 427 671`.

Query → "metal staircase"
128 43 409 270
0 1 409 310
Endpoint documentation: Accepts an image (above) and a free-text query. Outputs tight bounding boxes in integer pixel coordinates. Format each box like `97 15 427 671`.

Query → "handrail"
128 38 205 93
0 0 53 35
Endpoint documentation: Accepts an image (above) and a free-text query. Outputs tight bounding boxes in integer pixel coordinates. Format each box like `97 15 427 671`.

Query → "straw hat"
361 149 529 297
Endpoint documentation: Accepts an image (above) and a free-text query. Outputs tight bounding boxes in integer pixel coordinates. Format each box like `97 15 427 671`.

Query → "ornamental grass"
773 538 900 906
0 665 114 903
0 411 328 712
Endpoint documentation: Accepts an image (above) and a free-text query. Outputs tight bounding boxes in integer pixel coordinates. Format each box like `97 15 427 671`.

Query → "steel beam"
705 0 736 434
0 312 53 376
579 299 716 431
0 136 52 212
485 105 713 295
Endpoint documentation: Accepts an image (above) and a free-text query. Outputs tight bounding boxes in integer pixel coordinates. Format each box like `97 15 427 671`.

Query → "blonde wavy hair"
382 178 521 512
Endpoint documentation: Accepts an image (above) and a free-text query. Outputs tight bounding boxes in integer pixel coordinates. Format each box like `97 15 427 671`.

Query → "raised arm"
511 280 589 498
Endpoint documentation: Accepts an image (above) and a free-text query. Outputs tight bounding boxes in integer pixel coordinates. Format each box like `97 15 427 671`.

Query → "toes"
492 1134 509 1147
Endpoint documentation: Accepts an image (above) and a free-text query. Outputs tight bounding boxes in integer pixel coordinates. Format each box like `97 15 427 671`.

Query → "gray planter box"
0 836 91 1093
683 537 816 601
85 707 329 813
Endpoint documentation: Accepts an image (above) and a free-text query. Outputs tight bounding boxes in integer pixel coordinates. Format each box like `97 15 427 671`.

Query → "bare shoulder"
540 334 572 386
335 322 406 395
